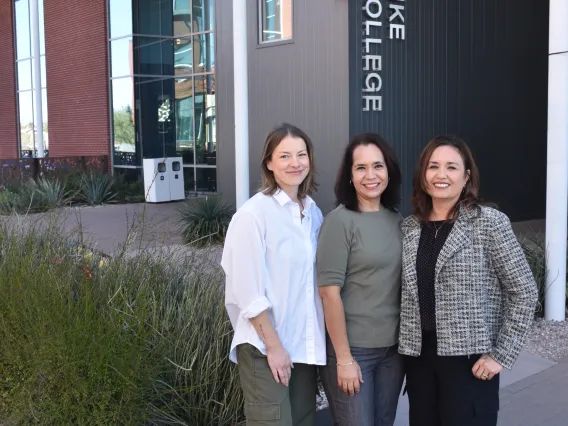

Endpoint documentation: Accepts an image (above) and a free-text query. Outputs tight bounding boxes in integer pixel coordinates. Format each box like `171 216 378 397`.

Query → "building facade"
217 0 549 220
0 0 549 221
1 0 217 193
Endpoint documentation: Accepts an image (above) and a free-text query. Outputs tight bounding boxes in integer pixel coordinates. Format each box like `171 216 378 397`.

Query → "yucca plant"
178 195 234 247
79 172 117 205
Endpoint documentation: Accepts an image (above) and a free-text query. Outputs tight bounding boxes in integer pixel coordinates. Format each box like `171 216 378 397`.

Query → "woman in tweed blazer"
399 135 538 426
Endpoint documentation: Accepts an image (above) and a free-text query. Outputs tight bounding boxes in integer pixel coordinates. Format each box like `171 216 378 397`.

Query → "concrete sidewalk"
316 351 565 426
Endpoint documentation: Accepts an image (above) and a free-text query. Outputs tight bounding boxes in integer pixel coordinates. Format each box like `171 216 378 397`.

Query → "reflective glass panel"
18 91 34 153
260 0 293 43
112 78 137 166
194 75 215 165
15 0 31 59
192 0 215 32
17 60 32 91
174 37 192 75
183 166 195 192
134 0 174 37
135 37 174 76
173 0 192 36
194 32 214 73
175 76 194 164
111 38 134 78
109 0 133 38
196 167 216 192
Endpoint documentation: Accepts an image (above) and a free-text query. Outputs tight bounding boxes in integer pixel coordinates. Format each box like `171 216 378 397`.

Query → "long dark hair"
412 135 483 222
260 123 318 199
335 133 401 212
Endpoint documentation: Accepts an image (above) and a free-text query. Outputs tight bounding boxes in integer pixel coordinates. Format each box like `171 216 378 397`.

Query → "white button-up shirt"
222 190 326 365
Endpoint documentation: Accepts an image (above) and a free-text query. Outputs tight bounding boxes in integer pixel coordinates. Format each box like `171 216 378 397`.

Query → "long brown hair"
412 135 482 222
260 123 318 199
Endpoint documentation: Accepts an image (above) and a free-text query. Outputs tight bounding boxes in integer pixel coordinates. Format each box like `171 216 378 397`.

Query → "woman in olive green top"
317 133 404 426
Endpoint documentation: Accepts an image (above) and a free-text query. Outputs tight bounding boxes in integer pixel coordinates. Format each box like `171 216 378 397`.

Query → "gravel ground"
524 317 568 361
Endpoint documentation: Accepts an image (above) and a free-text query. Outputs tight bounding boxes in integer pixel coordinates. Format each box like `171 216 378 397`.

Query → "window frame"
257 0 294 47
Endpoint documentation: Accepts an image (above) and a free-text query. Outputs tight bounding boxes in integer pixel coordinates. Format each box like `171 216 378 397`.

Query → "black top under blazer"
398 204 538 370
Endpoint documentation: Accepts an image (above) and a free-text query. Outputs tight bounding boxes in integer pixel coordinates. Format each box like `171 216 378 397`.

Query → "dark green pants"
237 344 317 426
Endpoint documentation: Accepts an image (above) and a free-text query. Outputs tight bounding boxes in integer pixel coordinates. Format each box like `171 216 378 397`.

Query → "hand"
337 359 364 396
266 345 294 386
472 354 503 380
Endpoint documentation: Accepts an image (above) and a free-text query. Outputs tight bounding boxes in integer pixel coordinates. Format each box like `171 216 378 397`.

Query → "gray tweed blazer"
399 205 538 370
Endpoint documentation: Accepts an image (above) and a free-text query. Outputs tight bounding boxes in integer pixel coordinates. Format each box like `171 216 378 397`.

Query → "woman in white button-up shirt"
222 123 326 426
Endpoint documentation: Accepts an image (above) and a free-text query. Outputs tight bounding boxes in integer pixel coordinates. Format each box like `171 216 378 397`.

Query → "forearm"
250 310 283 351
321 294 352 363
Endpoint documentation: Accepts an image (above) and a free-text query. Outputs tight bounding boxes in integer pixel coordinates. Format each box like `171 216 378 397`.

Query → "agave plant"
16 176 70 212
79 172 117 206
178 195 234 247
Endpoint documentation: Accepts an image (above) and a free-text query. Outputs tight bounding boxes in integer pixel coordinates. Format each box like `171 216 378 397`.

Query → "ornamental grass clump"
0 215 243 425
178 195 234 247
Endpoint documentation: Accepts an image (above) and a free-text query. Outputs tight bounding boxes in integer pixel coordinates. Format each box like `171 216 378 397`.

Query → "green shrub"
178 195 234 247
114 175 145 204
80 172 117 205
0 219 244 425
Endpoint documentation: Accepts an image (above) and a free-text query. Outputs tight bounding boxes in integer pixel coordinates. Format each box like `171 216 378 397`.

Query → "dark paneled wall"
349 0 549 221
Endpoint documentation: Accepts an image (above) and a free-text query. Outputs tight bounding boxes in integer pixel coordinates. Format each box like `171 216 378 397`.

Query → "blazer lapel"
402 218 422 301
435 217 472 277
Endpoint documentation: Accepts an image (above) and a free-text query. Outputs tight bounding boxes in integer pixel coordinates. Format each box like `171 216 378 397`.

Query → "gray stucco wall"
216 0 349 214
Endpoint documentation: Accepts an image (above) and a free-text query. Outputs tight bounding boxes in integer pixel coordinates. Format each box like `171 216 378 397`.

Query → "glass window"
175 76 194 165
196 167 216 192
194 33 214 73
183 166 195 192
18 91 34 153
110 38 134 78
15 0 31 59
192 0 215 32
17 60 32 91
173 0 192 36
134 0 174 37
135 37 175 76
109 0 133 38
259 0 293 43
111 78 137 165
174 36 193 75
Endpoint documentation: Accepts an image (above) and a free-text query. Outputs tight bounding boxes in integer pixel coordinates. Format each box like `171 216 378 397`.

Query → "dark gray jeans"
320 341 404 426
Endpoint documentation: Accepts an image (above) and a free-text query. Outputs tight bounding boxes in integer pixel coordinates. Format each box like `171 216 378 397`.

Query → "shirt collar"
273 189 314 211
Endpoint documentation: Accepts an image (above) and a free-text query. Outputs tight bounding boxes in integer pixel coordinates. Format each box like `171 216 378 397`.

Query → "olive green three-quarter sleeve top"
316 204 402 348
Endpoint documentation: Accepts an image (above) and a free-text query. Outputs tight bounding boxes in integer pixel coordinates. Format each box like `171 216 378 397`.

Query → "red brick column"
44 0 111 159
0 1 19 159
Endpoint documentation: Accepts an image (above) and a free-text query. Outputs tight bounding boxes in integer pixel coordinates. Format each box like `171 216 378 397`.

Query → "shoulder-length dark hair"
260 123 318 199
412 135 482 222
335 133 401 212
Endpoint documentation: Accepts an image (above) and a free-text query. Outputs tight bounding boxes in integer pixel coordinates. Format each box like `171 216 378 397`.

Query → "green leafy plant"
79 172 117 206
178 195 234 247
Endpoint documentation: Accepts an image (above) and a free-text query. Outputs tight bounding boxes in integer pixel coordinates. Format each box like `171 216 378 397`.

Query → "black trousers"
403 332 499 426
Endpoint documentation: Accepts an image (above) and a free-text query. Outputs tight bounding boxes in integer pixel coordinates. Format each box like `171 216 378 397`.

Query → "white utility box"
167 157 185 201
143 158 170 203
143 157 186 203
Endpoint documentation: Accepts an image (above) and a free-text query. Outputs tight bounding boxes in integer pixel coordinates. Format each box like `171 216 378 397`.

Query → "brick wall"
0 1 19 159
44 0 110 158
